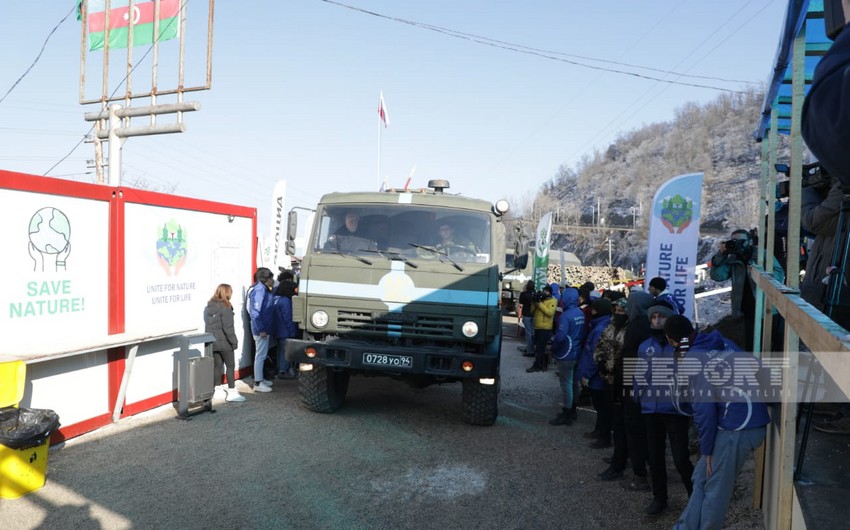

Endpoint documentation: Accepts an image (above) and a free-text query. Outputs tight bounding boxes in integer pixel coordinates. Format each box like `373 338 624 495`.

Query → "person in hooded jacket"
273 279 300 380
549 287 586 426
633 300 693 516
204 283 246 403
549 281 563 328
578 298 614 447
594 297 631 478
618 290 654 492
664 315 771 530
578 282 595 334
249 267 276 393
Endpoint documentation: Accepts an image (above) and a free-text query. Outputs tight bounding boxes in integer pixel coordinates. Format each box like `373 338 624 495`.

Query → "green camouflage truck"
284 180 514 425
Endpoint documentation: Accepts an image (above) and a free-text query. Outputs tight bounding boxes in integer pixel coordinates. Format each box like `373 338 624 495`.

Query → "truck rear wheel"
461 378 499 426
299 365 350 413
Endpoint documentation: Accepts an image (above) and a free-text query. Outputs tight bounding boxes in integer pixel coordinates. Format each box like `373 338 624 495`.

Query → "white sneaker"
213 386 227 400
254 382 273 393
262 379 275 386
225 388 246 402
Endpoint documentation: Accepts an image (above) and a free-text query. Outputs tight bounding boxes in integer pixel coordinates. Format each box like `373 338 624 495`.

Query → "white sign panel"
1 190 109 355
123 203 253 337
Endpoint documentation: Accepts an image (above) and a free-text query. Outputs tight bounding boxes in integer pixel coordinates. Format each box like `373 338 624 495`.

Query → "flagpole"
378 109 382 189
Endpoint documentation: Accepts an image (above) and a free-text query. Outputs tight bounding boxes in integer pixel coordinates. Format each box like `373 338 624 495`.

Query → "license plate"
362 353 413 368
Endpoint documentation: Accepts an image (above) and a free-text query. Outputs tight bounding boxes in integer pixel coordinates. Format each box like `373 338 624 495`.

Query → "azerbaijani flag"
87 0 181 51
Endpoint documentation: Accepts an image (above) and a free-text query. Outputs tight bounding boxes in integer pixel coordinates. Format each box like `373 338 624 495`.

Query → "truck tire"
299 365 350 413
461 378 499 426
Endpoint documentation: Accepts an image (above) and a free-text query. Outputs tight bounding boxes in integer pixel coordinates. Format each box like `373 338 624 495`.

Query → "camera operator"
710 230 785 351
802 1 850 187
526 285 557 373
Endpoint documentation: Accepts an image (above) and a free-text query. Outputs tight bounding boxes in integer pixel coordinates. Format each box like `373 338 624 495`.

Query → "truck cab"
285 180 510 425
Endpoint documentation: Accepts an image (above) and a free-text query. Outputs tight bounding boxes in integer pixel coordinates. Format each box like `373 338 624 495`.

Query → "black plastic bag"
0 407 60 449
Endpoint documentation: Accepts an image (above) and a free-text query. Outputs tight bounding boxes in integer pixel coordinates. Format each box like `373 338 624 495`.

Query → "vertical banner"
644 172 703 319
270 180 288 274
532 212 553 290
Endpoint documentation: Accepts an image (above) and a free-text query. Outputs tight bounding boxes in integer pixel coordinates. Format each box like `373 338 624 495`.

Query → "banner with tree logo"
644 172 703 319
533 212 553 290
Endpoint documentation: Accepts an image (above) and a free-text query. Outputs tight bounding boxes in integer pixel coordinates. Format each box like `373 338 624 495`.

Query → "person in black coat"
802 3 850 187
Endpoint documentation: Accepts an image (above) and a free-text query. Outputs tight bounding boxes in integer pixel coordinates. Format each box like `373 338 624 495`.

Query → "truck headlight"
504 281 511 290
462 321 479 338
311 310 329 328
494 199 510 215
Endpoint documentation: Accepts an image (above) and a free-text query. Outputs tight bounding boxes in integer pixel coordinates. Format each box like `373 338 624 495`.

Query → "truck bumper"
285 338 499 379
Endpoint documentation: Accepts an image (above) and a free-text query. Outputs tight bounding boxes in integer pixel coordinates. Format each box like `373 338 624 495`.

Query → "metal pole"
608 236 612 268
108 104 122 186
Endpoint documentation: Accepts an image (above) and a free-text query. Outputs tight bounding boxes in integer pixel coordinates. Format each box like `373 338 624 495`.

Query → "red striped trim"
51 413 114 443
0 170 113 201
88 0 180 33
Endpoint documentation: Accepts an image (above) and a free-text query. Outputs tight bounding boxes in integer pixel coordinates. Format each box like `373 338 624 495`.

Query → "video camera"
531 290 551 303
724 238 751 256
774 162 831 199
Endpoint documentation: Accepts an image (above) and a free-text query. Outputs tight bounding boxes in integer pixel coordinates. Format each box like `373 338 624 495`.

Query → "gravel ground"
1 317 764 529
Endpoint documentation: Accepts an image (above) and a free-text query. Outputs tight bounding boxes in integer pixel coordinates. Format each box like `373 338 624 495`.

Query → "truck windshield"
312 205 492 264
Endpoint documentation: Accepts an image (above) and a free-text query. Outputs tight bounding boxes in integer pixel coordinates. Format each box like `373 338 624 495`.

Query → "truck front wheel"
461 378 499 426
299 365 350 413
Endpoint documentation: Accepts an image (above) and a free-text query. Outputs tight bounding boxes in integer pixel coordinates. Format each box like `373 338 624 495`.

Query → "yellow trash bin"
0 361 56 499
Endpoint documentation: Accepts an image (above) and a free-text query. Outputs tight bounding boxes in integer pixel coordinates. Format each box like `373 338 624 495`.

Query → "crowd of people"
203 266 300 399
520 276 770 528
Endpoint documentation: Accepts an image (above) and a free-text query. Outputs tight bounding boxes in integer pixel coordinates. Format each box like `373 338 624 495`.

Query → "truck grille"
337 311 454 338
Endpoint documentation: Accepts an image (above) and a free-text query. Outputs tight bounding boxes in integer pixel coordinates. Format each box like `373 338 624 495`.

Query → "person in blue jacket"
578 298 613 446
648 276 684 315
664 315 771 530
273 279 300 380
249 267 275 393
548 287 586 426
632 300 693 516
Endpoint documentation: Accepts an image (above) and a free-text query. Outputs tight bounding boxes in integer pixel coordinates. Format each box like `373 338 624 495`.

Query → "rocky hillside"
508 88 789 270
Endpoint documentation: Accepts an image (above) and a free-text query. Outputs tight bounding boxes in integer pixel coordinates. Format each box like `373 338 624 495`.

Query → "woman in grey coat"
204 284 246 402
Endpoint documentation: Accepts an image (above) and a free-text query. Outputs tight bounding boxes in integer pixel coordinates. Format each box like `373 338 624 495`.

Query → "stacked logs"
547 265 632 288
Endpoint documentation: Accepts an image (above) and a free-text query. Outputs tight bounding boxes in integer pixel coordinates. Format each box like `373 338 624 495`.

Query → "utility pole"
597 197 601 227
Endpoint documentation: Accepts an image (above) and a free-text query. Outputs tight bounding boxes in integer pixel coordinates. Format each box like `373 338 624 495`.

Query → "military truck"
284 180 514 425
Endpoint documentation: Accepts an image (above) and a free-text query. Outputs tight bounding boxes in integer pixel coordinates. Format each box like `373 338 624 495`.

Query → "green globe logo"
29 208 71 253
157 219 188 275
29 207 71 271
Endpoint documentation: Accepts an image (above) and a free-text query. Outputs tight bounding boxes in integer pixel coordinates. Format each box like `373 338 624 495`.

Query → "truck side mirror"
286 210 298 256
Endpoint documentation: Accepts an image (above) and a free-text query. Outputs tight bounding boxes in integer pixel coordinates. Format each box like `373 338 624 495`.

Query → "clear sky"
1 0 788 235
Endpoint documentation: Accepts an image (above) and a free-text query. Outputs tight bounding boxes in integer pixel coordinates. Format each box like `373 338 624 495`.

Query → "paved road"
1 318 763 529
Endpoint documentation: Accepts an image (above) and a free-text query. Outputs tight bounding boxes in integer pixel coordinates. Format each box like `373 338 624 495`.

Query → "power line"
320 0 758 93
562 0 769 165
0 5 76 106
